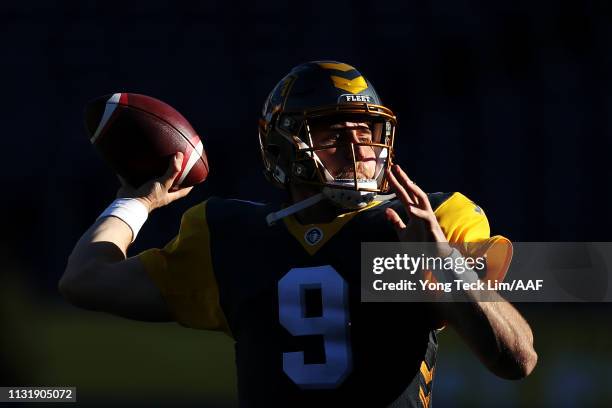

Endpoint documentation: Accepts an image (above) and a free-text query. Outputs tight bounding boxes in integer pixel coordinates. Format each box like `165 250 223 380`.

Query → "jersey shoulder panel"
138 200 231 334
369 192 495 243
205 196 274 232
432 192 513 282
428 191 455 212
432 191 490 242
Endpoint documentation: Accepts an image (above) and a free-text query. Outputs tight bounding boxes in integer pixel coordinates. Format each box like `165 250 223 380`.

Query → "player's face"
309 119 381 180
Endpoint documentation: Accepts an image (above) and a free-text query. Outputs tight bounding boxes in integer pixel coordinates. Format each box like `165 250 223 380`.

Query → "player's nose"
350 134 375 160
341 130 363 159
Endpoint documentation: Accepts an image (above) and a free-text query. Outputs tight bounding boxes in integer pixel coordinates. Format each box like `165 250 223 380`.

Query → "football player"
61 61 537 407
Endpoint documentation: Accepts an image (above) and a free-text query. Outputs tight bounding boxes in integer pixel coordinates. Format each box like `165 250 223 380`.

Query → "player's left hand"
385 164 452 257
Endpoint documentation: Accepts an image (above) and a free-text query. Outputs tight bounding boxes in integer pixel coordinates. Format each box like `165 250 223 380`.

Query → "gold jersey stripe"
420 360 434 385
138 201 232 336
419 385 431 408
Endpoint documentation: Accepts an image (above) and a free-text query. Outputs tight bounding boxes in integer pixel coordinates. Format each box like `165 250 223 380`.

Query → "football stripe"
90 93 122 144
176 140 203 185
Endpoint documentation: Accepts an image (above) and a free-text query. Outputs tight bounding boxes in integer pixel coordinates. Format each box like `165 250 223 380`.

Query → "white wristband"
98 198 149 243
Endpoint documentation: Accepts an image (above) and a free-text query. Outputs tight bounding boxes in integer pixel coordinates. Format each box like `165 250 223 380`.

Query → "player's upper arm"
60 254 174 322
61 201 230 332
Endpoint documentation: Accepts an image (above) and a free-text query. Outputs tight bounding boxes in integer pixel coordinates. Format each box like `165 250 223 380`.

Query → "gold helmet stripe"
330 75 368 94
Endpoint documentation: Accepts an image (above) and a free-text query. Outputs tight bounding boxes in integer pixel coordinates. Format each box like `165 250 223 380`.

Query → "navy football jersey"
139 193 511 407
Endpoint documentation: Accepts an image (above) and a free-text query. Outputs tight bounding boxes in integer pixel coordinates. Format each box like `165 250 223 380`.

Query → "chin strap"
265 191 397 226
322 179 378 210
266 193 325 226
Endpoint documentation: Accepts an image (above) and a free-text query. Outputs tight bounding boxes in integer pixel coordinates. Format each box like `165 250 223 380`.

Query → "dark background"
1 0 611 406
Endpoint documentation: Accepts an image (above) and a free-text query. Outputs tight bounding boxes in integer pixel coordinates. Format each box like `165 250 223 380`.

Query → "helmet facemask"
273 104 397 209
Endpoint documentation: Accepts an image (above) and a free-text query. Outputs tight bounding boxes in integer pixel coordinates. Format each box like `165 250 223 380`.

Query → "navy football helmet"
259 61 397 210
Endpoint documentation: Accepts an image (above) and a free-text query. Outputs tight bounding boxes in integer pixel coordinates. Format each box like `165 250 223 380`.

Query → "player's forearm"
444 296 537 379
60 217 132 300
69 216 132 266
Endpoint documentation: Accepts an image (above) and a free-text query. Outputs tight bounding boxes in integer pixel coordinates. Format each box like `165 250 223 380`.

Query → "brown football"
84 93 208 188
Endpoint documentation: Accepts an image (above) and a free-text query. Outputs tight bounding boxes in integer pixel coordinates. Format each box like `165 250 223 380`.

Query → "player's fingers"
386 167 415 210
392 165 421 208
160 152 184 189
407 205 430 220
395 165 432 211
167 185 193 201
385 208 407 231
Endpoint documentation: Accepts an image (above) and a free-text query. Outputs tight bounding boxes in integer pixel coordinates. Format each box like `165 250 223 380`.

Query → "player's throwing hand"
117 152 193 213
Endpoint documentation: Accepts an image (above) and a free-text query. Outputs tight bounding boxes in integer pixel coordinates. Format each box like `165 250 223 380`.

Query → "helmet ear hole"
262 145 280 172
278 114 299 133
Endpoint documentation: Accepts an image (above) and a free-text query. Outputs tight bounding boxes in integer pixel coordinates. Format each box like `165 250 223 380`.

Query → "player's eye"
318 133 341 146
356 128 373 142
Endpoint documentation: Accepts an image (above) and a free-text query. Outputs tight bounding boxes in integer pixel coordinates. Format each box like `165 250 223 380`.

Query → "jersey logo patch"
304 227 324 246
